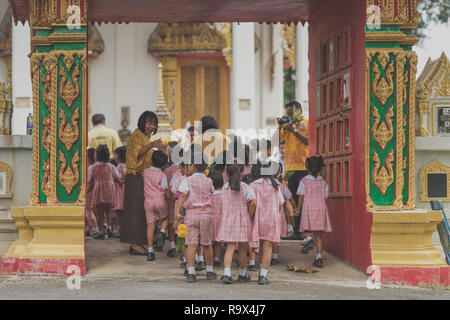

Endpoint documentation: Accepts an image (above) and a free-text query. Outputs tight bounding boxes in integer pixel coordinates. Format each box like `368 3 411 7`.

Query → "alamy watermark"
366 5 381 30
67 5 81 30
366 265 381 289
66 265 81 290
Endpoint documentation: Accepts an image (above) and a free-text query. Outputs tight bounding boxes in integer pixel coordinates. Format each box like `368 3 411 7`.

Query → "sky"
414 21 450 75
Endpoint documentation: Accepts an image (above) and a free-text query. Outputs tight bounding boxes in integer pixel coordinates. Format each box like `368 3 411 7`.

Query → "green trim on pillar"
53 26 87 34
365 25 400 32
365 42 400 49
53 43 86 51
36 29 52 36
36 46 52 53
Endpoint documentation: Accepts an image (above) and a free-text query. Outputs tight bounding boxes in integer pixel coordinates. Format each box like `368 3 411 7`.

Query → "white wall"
231 23 256 131
256 24 284 131
89 23 159 132
12 22 32 135
296 23 309 119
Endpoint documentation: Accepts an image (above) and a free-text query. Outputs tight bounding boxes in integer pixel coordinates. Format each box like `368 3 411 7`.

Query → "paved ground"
0 238 448 300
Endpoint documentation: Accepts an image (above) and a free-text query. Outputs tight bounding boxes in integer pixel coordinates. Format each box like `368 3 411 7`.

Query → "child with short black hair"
177 151 216 283
249 161 285 284
210 169 224 267
297 156 332 268
143 150 172 261
89 144 122 239
217 163 256 284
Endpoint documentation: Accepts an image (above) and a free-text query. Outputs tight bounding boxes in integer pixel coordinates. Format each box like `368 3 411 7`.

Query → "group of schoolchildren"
85 139 331 285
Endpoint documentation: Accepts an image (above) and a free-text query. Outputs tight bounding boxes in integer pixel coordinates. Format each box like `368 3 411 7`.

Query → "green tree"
415 0 450 41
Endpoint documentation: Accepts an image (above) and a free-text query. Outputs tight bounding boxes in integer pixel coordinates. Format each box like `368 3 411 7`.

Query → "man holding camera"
278 101 309 240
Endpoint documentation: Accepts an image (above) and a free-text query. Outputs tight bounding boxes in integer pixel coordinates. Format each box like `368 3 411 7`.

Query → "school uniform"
90 162 118 209
297 175 332 232
178 173 214 246
143 167 169 224
216 182 255 243
164 164 180 224
211 189 223 242
277 181 292 237
249 178 285 251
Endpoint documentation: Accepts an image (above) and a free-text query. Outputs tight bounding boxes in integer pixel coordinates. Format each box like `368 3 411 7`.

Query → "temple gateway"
0 0 448 287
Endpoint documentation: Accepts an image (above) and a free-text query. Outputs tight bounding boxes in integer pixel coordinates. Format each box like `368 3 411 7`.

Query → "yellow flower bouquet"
176 223 188 253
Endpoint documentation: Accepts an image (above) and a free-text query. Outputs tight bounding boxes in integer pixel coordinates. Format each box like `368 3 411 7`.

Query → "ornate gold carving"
59 58 80 108
417 52 450 100
59 108 80 151
219 23 232 69
41 159 51 198
0 161 13 198
42 114 51 154
420 160 450 202
31 54 42 206
366 0 417 27
59 150 80 195
148 23 227 54
372 150 395 195
372 57 394 105
372 105 394 149
30 0 87 28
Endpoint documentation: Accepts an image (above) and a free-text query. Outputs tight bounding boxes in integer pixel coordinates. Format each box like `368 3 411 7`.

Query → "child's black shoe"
258 275 269 285
312 258 323 268
186 273 196 283
147 252 155 261
167 248 176 257
247 264 257 272
206 271 217 280
195 261 205 271
221 275 233 284
270 258 279 265
237 273 251 282
300 239 315 254
213 260 221 267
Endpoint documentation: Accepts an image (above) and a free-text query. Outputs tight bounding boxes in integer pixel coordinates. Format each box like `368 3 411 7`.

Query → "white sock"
182 256 187 263
316 253 322 259
214 257 220 262
272 253 278 259
224 267 231 277
160 229 166 234
206 265 213 272
169 241 176 249
195 254 198 261
306 236 312 242
239 268 247 276
188 266 196 275
148 247 154 253
197 255 204 262
249 260 255 266
260 268 268 277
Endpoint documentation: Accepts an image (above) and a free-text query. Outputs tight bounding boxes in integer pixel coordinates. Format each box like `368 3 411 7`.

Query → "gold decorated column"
160 56 178 128
1 0 88 276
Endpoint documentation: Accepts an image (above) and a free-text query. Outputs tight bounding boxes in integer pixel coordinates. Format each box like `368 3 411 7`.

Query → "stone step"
0 241 13 257
0 210 11 220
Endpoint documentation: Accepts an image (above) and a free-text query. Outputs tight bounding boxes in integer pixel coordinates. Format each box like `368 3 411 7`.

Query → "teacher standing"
121 111 163 255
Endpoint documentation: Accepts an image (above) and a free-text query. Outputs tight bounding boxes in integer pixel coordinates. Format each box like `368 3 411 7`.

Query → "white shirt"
223 182 256 201
150 167 168 188
296 175 329 198
252 178 285 203
178 172 214 194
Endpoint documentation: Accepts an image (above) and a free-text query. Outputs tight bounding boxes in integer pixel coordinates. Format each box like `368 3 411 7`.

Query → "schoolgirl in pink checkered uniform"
164 144 181 258
111 146 126 237
208 169 224 267
85 148 98 237
249 161 285 285
177 150 216 283
218 164 256 284
143 150 172 261
89 145 123 240
297 156 331 269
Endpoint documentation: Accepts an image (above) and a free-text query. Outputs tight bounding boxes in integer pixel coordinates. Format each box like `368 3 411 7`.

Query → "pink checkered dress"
278 182 292 237
222 171 229 184
113 163 126 211
165 165 180 224
216 182 255 243
297 175 332 232
143 167 169 224
249 179 284 251
211 190 223 241
90 162 119 209
179 173 214 245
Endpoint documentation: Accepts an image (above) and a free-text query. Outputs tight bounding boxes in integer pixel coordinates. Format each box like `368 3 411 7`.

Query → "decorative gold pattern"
219 23 232 69
372 105 394 150
372 57 394 105
59 150 80 195
372 150 395 195
42 114 51 154
148 23 227 54
41 159 51 198
59 108 80 151
30 54 42 206
59 58 80 108
30 0 87 28
420 160 450 202
366 0 419 28
0 161 13 198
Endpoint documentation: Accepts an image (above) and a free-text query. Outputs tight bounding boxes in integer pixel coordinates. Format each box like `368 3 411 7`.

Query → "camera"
277 115 291 125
